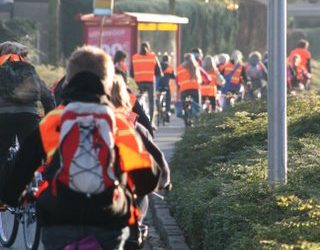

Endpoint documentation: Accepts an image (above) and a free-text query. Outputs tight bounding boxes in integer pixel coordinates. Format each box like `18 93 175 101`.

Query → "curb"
149 195 190 250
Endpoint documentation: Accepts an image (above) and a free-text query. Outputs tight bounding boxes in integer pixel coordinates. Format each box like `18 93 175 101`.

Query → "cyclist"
217 53 230 74
131 42 163 125
245 51 268 99
191 47 211 85
221 50 247 101
176 53 202 105
0 45 159 250
110 77 171 246
287 54 311 93
159 54 175 122
0 41 55 207
288 39 311 76
114 50 129 84
113 49 154 137
201 55 225 112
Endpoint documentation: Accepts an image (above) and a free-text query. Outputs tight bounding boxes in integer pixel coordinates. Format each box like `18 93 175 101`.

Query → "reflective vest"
0 54 25 65
200 70 218 97
223 62 243 85
39 105 65 164
163 66 174 75
39 105 152 226
115 113 152 173
288 48 311 70
39 105 151 173
176 65 200 92
132 53 156 83
245 63 263 80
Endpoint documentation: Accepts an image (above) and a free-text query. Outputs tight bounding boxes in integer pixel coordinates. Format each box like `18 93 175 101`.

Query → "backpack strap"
225 63 241 79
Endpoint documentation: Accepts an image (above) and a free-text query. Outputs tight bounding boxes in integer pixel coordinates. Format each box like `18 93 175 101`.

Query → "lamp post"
267 0 287 184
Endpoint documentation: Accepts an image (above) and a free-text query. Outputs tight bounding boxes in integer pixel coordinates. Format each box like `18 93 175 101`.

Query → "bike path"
150 115 190 250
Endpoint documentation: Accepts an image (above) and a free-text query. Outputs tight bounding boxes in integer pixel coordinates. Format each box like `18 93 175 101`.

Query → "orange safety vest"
132 53 156 83
200 70 218 97
176 65 200 92
163 66 174 75
0 54 25 65
39 106 152 226
288 48 311 70
39 105 152 173
115 113 152 173
223 62 243 85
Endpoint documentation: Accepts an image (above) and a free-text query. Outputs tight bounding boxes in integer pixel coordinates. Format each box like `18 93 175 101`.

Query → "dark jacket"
0 61 55 114
0 72 159 229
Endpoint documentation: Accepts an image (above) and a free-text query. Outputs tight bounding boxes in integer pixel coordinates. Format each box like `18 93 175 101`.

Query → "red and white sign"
87 26 132 61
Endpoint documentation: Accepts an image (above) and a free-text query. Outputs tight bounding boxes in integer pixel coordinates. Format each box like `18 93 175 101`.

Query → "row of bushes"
168 94 320 249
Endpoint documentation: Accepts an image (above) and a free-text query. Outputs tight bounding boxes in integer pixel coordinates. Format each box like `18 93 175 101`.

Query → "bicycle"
0 141 41 250
182 95 194 127
156 90 167 127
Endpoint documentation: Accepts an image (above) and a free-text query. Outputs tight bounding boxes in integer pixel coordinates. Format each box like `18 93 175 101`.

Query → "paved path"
142 115 186 250
2 116 186 250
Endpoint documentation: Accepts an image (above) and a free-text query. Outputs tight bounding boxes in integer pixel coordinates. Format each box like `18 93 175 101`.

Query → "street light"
268 0 287 184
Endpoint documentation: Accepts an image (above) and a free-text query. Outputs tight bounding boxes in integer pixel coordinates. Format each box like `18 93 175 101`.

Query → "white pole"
267 0 287 184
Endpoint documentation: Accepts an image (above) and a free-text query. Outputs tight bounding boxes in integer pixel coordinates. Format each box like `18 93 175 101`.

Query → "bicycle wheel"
0 207 19 247
23 203 41 250
160 98 166 126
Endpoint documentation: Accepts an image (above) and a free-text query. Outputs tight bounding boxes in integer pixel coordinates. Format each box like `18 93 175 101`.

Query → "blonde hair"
248 51 262 65
183 53 201 83
65 45 114 94
110 75 131 112
231 50 243 64
0 41 28 56
218 53 230 65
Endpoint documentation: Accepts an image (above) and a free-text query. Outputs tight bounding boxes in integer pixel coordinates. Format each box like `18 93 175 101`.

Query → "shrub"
169 94 320 249
35 64 65 88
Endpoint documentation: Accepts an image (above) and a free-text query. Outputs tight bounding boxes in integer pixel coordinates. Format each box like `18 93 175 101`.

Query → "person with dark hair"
0 41 55 183
288 39 312 74
113 50 154 137
158 54 175 121
114 50 128 83
131 41 163 125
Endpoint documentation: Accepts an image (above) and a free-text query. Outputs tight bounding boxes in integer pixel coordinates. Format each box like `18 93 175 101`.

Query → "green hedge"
169 95 320 249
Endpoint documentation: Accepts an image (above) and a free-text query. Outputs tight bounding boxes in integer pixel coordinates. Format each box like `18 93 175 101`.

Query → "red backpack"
56 102 117 196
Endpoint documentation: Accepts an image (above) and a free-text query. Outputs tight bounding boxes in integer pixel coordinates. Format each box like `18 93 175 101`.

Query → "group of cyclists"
128 39 312 128
0 41 171 250
0 37 312 249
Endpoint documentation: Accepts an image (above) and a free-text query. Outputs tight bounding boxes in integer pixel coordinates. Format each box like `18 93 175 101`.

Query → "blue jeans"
42 225 129 250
